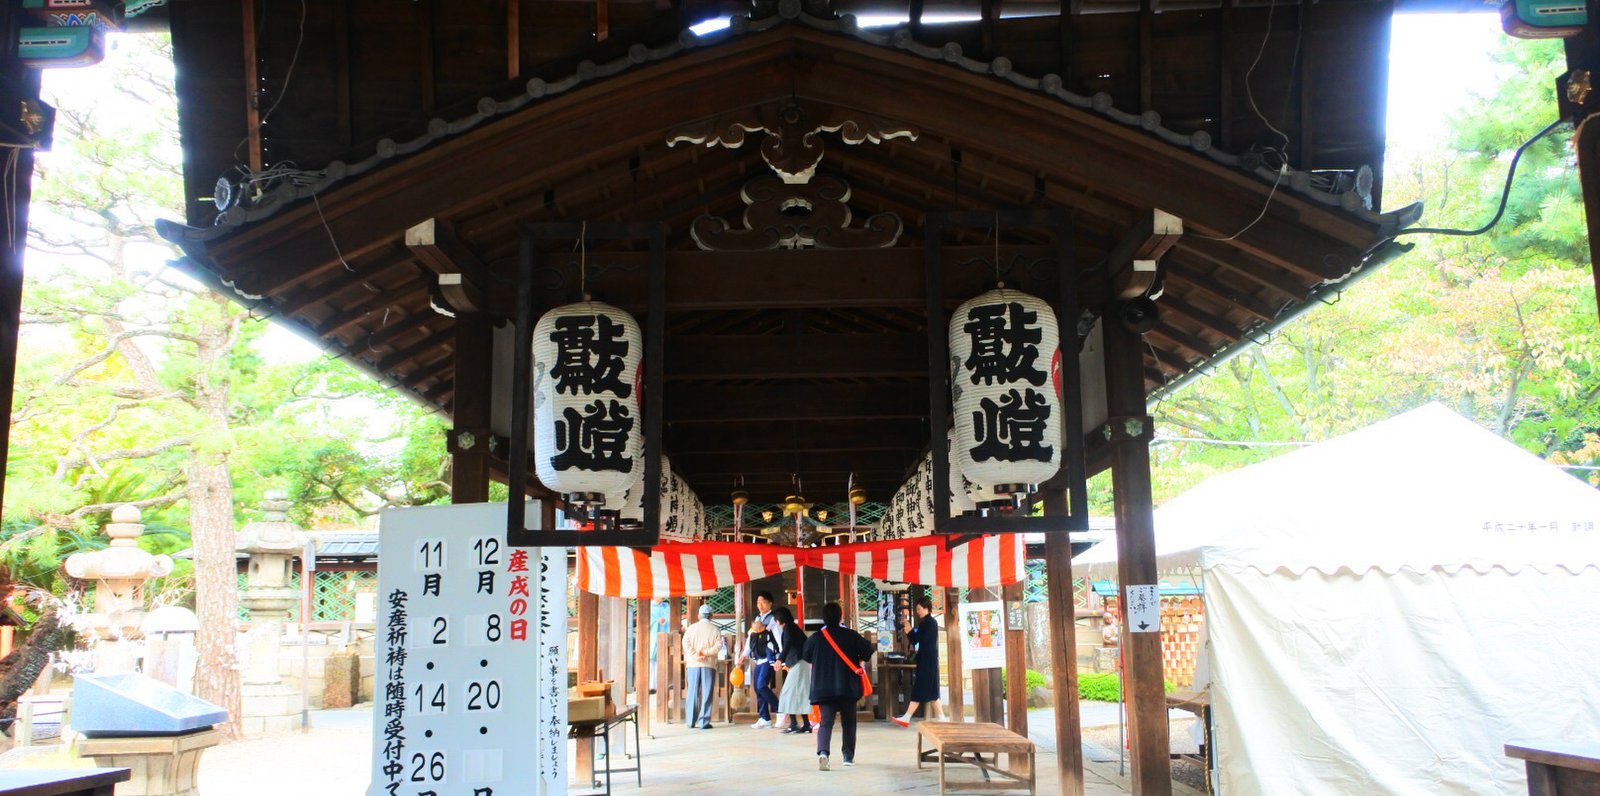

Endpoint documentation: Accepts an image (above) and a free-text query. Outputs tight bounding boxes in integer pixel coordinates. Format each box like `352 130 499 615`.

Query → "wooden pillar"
0 59 39 514
841 574 857 628
668 597 683 722
1003 581 1030 772
1104 317 1172 795
575 589 600 784
448 314 493 503
635 598 650 735
944 587 965 720
1045 530 1086 796
1575 112 1600 317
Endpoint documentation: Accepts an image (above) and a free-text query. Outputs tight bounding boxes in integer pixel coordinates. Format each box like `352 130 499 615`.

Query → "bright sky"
29 12 1519 369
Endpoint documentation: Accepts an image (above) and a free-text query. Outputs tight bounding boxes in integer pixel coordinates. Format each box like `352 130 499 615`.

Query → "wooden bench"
916 721 1036 795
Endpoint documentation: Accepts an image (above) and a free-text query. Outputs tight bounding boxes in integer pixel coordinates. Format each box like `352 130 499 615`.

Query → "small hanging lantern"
947 427 978 517
532 299 644 511
948 286 1063 508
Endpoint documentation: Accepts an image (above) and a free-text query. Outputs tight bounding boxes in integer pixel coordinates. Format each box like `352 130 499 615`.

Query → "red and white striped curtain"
576 534 1024 599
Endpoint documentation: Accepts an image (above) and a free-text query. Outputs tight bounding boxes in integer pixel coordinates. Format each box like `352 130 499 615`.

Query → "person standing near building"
772 605 813 734
802 602 873 770
891 595 944 727
682 603 721 729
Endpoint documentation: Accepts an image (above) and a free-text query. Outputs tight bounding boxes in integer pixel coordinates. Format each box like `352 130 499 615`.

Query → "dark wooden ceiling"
159 0 1406 503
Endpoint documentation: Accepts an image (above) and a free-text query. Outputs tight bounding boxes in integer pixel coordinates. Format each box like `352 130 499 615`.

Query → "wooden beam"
1104 311 1172 795
264 247 414 311
313 274 429 337
1175 237 1310 301
635 598 651 736
944 587 964 720
377 327 454 372
1159 293 1245 342
450 314 492 503
240 0 262 173
666 419 928 455
406 217 489 313
1162 260 1277 324
507 0 521 80
1108 209 1183 299
335 0 351 149
202 29 1380 300
362 311 444 354
665 333 925 380
576 589 600 783
669 450 915 478
666 383 928 423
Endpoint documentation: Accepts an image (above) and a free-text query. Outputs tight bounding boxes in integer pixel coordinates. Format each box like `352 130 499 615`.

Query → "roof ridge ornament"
690 173 903 250
667 101 918 185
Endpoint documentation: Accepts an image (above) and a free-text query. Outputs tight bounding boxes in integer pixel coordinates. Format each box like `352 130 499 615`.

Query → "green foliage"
1145 36 1599 504
1077 672 1175 702
999 668 1049 694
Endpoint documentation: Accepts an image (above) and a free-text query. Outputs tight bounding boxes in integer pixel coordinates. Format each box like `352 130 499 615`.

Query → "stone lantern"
234 491 309 736
235 491 304 622
64 505 175 657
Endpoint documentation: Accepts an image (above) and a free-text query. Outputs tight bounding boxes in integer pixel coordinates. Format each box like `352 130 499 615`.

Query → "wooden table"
1506 742 1600 795
570 705 642 794
916 721 1036 795
0 769 129 796
879 660 917 720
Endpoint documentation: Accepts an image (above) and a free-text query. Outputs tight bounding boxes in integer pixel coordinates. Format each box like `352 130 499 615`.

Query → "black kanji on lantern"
963 302 1046 386
553 399 635 472
549 314 631 396
970 388 1054 462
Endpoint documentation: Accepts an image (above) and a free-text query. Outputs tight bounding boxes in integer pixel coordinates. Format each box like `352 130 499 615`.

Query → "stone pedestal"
240 682 303 737
77 728 223 796
322 651 359 709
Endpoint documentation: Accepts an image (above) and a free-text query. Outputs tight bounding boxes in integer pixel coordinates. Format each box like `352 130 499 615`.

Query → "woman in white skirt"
772 606 813 734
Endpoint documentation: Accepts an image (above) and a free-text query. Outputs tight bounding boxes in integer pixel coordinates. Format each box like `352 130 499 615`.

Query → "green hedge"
999 668 1049 693
1078 672 1176 702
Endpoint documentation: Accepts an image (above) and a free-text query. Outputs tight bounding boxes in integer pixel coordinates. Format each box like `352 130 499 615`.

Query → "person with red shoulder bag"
800 602 875 771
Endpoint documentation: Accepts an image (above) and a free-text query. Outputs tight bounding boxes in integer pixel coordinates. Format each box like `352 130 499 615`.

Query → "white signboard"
370 502 567 796
1126 584 1159 633
958 600 1006 670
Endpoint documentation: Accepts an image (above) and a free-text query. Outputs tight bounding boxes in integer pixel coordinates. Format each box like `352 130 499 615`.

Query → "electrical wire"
258 0 308 130
1196 165 1286 242
1394 118 1565 239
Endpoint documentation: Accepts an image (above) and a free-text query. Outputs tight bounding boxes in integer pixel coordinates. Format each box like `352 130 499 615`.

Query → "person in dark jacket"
892 595 944 726
801 602 874 770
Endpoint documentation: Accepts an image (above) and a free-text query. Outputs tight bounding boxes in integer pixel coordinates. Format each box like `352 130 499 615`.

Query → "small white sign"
958 600 1006 670
1126 584 1159 633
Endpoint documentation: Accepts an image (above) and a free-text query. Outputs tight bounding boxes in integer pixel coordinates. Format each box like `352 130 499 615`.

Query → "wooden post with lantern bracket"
506 221 666 547
922 209 1089 538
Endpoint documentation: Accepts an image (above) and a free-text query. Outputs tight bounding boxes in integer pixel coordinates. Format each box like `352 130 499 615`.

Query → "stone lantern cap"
235 490 308 556
64 506 174 581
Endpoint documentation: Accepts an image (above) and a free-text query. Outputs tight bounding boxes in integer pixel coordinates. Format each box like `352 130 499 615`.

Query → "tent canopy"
1074 403 1600 579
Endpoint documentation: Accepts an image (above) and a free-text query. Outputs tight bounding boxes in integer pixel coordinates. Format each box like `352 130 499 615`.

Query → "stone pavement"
192 707 1163 795
590 715 1130 795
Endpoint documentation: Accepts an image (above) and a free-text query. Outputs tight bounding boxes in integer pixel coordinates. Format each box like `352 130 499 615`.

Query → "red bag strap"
820 628 861 675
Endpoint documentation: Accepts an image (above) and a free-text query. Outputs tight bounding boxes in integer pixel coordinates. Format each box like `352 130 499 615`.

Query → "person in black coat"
801 602 874 770
892 595 945 726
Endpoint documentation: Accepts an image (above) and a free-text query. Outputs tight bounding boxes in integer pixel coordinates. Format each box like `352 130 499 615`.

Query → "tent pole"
1104 314 1173 795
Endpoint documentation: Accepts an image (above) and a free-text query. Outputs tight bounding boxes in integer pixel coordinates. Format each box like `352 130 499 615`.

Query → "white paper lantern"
533 300 643 502
947 429 977 517
948 287 1063 492
616 449 647 524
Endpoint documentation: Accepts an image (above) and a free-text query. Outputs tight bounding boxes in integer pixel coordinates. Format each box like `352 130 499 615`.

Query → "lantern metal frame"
508 221 666 547
924 209 1089 536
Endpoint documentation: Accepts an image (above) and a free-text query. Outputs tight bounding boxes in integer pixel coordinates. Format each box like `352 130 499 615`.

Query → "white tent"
1074 403 1600 795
